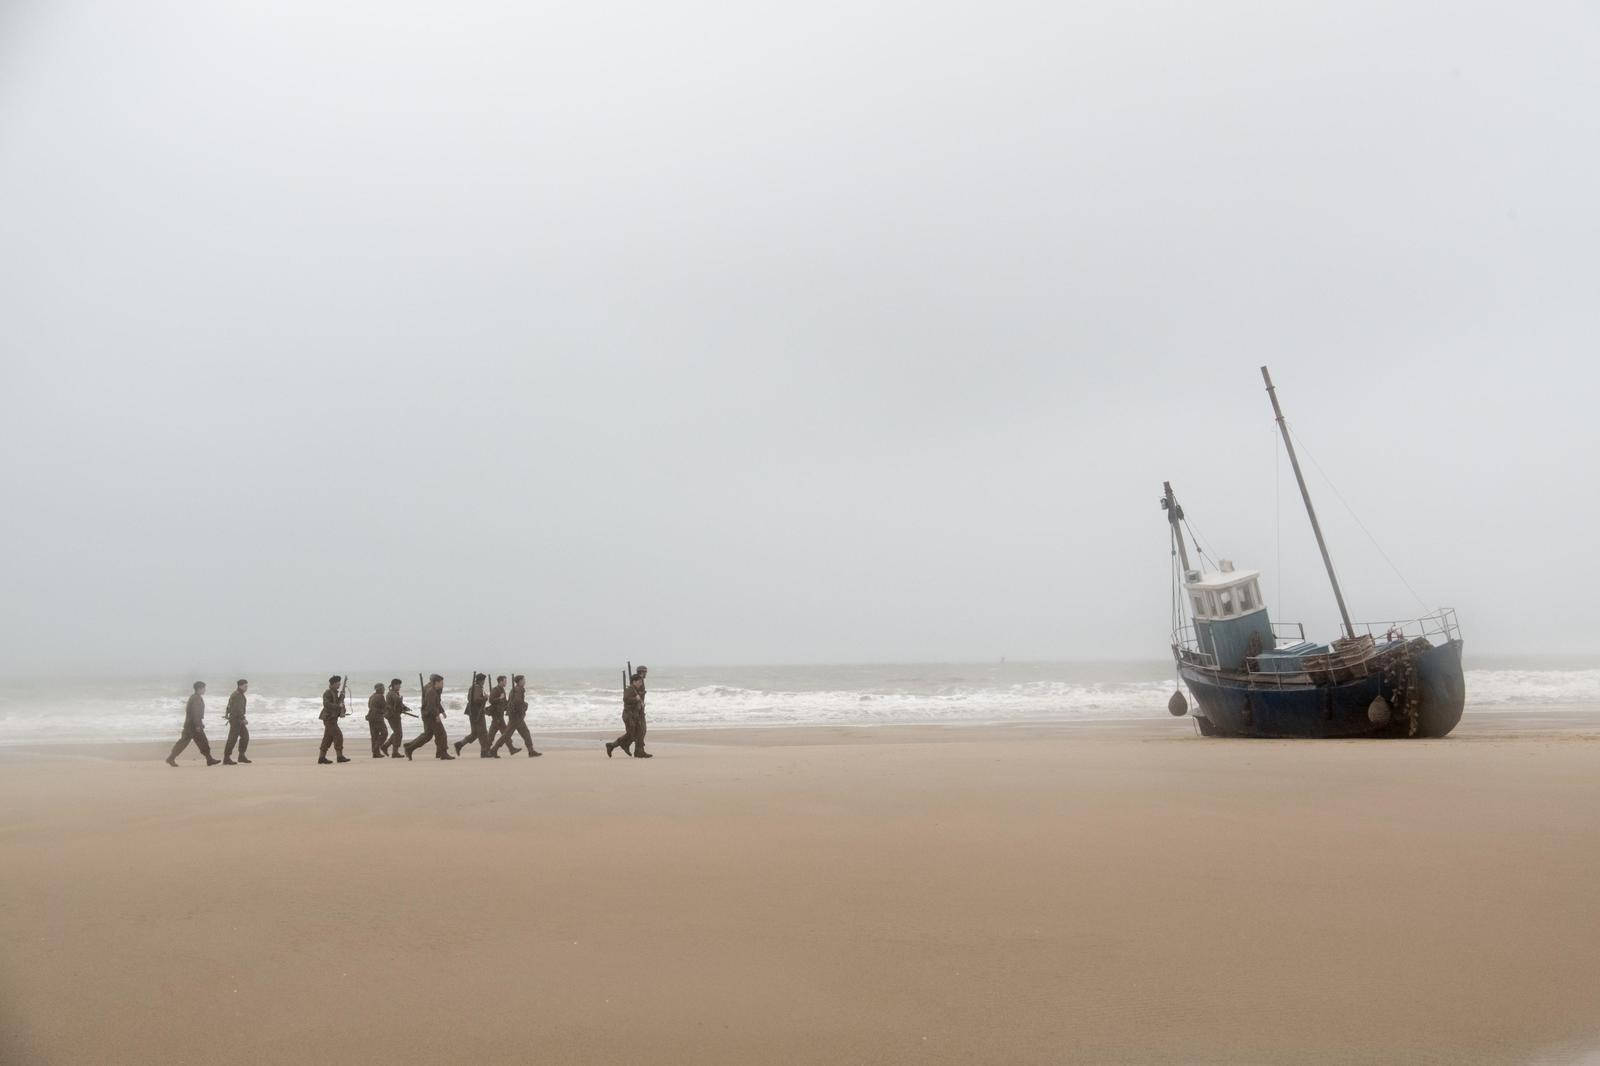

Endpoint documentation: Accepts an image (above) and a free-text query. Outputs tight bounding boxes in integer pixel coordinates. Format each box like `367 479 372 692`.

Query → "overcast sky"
1 1 1596 673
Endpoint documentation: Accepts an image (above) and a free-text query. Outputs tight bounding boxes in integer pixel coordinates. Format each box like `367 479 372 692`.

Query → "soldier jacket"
385 687 409 718
489 684 507 716
225 690 247 724
320 686 343 723
185 693 206 727
509 683 527 720
366 691 385 721
623 680 646 714
466 681 487 714
421 686 443 720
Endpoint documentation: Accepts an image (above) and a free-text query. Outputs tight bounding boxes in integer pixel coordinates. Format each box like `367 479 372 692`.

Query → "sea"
1 657 1597 745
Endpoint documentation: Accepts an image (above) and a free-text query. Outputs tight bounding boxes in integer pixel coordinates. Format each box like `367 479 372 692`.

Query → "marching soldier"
454 672 491 758
491 674 540 757
166 681 220 766
404 674 453 760
366 682 389 758
606 665 650 759
483 674 517 756
223 679 251 765
318 675 351 764
383 678 409 758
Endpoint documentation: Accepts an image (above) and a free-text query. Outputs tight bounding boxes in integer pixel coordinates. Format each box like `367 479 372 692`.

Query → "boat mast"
1161 481 1193 575
1261 365 1354 639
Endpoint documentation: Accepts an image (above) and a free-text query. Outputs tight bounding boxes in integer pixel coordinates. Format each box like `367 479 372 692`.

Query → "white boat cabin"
1185 561 1274 671
1185 561 1265 623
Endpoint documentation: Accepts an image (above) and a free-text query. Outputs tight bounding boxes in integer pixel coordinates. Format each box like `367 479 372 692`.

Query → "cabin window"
1192 595 1205 618
1239 584 1256 611
1206 592 1220 616
1251 580 1262 607
1219 590 1235 616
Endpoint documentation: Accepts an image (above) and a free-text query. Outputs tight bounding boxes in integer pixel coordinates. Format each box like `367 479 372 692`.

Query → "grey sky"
1 1 1596 673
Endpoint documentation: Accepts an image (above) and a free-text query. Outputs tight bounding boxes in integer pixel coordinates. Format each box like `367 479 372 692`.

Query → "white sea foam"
1454 669 1600 708
0 662 1593 745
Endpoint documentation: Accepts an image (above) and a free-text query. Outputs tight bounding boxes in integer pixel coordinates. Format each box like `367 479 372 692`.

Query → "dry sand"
3 715 1599 1065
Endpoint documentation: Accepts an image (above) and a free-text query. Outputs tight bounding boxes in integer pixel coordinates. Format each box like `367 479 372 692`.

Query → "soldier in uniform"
490 674 540 757
223 679 251 765
383 678 409 757
318 675 351 764
366 682 389 758
166 681 220 766
483 674 518 756
404 674 454 760
606 665 651 759
454 672 491 758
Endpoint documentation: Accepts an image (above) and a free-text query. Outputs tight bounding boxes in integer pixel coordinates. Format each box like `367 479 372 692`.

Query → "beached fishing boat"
1162 367 1466 738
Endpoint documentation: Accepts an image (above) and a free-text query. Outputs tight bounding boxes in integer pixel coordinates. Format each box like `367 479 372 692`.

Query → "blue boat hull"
1180 640 1465 738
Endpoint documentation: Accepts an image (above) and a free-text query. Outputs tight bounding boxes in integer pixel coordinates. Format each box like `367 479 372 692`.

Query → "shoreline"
2 707 1598 754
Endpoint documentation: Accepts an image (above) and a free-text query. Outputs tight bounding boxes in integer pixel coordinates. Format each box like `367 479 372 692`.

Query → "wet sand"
2 714 1599 1065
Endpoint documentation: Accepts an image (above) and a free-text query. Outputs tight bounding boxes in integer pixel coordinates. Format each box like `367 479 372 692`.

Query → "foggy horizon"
3 2 1596 674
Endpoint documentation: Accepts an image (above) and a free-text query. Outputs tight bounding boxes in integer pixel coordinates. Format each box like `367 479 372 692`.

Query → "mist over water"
1 658 1594 745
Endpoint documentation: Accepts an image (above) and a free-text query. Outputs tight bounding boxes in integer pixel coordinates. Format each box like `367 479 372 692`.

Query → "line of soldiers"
165 666 651 765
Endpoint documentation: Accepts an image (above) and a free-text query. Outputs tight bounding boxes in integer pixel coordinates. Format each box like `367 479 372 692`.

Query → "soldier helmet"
636 665 648 675
373 682 384 692
474 672 486 682
329 674 342 684
192 681 205 692
430 673 444 683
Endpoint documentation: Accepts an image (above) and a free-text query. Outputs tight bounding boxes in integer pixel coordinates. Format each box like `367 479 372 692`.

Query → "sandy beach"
3 715 1599 1065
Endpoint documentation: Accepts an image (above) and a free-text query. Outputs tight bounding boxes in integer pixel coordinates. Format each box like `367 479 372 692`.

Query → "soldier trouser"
319 719 344 758
405 715 449 758
168 722 212 761
485 711 509 749
384 714 403 756
225 720 249 758
613 709 645 754
367 716 388 756
459 710 488 756
492 714 532 754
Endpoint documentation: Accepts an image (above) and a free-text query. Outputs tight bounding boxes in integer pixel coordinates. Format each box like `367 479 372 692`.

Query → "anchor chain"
1382 640 1422 737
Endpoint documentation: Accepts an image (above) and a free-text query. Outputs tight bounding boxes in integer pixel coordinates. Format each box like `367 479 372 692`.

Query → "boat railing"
1352 608 1460 646
1169 626 1219 671
1245 636 1372 688
1271 621 1306 643
1175 611 1458 682
1241 609 1460 687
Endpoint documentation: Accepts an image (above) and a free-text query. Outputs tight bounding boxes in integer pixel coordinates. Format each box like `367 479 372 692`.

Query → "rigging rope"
1182 518 1217 572
1285 420 1431 612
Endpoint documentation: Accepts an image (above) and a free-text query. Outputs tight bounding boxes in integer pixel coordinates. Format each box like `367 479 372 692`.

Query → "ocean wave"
1456 669 1600 708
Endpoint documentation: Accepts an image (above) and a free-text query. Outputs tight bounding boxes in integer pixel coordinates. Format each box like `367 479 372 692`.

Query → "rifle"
397 679 419 719
338 674 349 718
